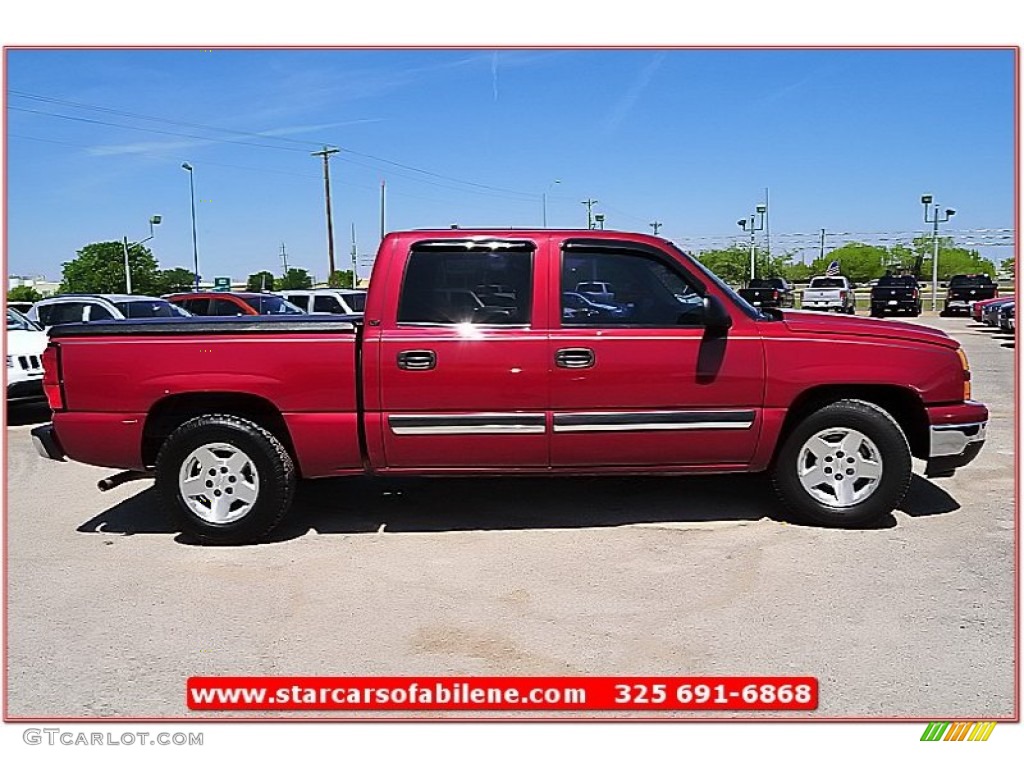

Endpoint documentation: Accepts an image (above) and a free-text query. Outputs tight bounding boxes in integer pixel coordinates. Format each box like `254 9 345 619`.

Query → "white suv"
6 308 47 404
278 289 366 315
27 294 190 328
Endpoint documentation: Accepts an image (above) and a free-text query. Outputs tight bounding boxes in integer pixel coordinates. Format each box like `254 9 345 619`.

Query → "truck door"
370 238 549 469
549 238 765 468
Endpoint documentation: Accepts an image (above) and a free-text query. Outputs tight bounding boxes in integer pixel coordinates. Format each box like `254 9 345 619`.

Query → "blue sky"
4 47 1016 283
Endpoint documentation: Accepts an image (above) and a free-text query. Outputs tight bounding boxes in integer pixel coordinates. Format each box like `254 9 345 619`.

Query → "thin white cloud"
601 52 667 137
86 118 383 157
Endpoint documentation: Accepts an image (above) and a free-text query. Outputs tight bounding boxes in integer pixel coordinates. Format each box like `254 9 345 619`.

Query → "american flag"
824 259 840 277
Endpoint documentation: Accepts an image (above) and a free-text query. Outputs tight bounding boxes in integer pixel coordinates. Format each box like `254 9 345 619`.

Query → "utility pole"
280 242 289 273
922 194 956 312
819 228 826 263
650 220 662 236
581 198 598 230
764 186 771 260
312 146 340 279
737 203 767 282
350 223 358 288
379 179 387 243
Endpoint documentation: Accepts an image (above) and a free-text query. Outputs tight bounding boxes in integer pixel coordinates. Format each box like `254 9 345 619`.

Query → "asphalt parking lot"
4 315 1015 720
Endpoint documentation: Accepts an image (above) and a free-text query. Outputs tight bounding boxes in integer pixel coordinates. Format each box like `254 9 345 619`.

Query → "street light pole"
737 203 767 281
121 215 161 294
182 163 199 291
542 179 561 227
922 194 956 312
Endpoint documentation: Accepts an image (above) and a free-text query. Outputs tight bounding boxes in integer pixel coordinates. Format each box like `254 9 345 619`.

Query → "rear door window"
38 302 88 326
397 245 534 325
313 295 345 313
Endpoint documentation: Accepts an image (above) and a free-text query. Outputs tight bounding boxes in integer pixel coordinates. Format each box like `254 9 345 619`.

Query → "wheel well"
780 385 930 460
142 393 297 471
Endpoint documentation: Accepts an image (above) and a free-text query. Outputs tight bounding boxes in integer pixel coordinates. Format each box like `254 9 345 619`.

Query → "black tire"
870 307 884 318
771 399 912 527
155 414 296 544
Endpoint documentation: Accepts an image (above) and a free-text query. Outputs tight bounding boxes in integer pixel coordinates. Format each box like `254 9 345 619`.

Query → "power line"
9 91 542 201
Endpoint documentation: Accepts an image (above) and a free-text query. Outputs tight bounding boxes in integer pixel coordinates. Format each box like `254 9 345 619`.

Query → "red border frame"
2 44 1019 725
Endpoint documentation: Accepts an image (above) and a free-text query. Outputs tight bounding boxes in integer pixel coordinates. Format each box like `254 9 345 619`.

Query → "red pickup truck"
32 230 988 544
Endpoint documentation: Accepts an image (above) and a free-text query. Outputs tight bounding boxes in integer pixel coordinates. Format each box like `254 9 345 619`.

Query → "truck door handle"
555 348 595 369
397 350 437 371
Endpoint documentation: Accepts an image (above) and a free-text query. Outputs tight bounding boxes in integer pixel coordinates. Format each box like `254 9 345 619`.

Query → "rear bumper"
7 379 45 403
31 424 66 462
925 401 988 477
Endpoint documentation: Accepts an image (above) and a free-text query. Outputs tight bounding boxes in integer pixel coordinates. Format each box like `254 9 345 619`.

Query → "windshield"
7 308 42 331
114 300 189 318
809 278 846 288
242 296 303 315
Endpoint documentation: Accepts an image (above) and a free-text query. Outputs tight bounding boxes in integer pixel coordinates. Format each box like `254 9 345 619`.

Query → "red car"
166 292 303 316
33 229 987 544
971 295 1012 323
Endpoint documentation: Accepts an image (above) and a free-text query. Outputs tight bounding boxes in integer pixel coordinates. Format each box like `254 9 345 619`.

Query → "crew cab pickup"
870 275 922 317
32 229 988 544
943 274 998 316
738 277 794 309
801 276 856 314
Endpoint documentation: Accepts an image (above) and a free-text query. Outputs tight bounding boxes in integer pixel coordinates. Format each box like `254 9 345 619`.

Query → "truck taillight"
957 347 971 401
839 291 847 300
41 344 64 410
912 288 919 299
772 290 779 301
947 289 953 299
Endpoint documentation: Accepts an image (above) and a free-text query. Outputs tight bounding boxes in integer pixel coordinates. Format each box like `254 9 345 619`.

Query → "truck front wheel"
771 399 912 527
155 414 296 544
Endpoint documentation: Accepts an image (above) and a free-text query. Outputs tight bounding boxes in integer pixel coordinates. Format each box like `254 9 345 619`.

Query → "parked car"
870 275 922 317
575 281 616 304
561 291 625 320
277 289 365 315
943 274 998 316
982 297 1015 327
800 276 856 314
6 308 47 404
997 300 1015 332
27 294 190 328
166 292 304 316
33 228 987 544
971 295 1011 323
739 277 795 309
7 301 36 314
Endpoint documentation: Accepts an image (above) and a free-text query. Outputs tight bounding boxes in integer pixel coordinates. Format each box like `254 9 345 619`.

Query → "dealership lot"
4 315 1015 719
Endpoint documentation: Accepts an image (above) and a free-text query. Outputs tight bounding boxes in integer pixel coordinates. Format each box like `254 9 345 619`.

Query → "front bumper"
31 424 66 462
925 407 987 478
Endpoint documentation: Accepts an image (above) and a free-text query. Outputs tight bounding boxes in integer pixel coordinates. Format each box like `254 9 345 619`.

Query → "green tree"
157 267 198 294
278 268 313 290
247 271 276 292
328 269 355 289
7 285 43 303
1001 256 1015 278
60 241 161 294
695 245 754 286
778 261 814 283
808 242 889 283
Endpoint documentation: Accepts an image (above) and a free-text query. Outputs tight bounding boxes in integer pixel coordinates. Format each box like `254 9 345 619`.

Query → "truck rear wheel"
771 399 911 527
155 414 295 544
